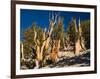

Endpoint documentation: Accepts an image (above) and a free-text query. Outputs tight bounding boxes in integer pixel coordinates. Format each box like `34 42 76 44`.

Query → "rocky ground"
43 49 90 68
21 50 90 69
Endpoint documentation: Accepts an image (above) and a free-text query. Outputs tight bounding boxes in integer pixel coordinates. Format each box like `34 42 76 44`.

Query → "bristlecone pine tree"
66 17 78 53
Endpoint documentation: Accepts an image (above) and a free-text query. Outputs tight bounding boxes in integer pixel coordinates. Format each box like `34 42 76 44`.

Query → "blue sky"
20 9 90 40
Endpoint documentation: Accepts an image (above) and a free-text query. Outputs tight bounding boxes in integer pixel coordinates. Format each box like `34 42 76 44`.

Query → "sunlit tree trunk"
50 39 60 63
21 42 25 60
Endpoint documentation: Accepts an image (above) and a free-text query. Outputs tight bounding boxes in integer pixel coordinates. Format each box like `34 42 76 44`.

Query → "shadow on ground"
49 51 90 68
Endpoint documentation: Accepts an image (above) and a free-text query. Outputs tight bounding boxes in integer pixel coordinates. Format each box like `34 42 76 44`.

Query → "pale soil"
58 51 75 58
21 49 90 69
43 49 90 68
